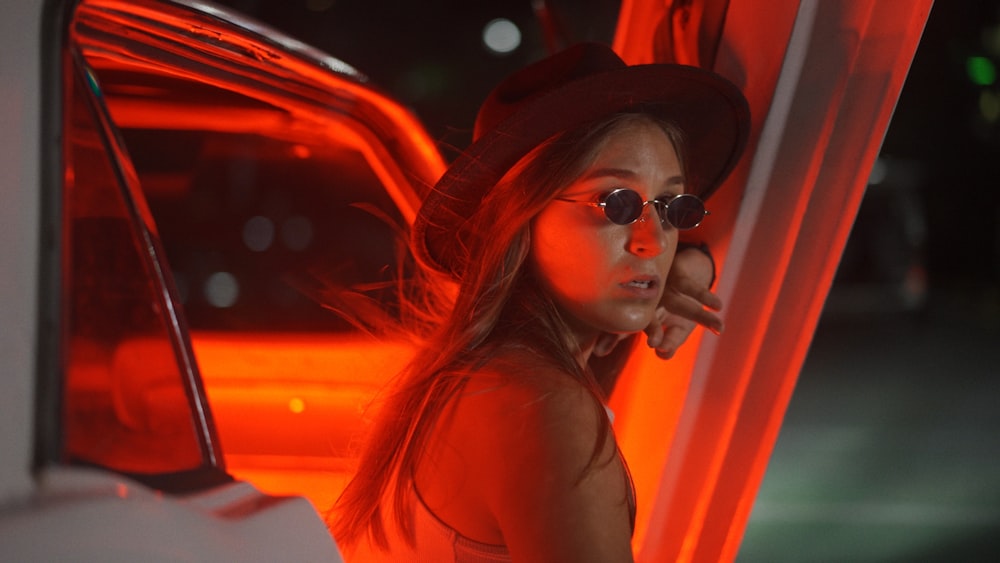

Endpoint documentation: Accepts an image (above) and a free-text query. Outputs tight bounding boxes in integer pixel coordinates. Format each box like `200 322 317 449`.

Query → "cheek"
531 216 619 300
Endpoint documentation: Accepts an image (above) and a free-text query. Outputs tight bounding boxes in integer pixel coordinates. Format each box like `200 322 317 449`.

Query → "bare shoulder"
445 348 633 562
462 348 603 431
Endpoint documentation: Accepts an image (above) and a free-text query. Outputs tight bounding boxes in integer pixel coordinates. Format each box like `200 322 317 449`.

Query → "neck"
567 323 600 368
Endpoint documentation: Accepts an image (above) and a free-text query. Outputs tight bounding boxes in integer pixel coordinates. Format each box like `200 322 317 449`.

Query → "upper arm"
459 372 634 563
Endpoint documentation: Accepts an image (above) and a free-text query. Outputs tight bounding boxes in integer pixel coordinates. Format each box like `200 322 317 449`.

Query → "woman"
332 42 749 562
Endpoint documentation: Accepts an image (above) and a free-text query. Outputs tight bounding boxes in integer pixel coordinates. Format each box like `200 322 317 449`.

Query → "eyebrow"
579 167 686 188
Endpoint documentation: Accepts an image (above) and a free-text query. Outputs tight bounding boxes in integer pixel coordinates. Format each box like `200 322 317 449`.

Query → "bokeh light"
482 18 521 54
204 271 240 308
966 55 997 86
243 215 275 252
980 90 1000 122
292 144 311 158
868 157 888 185
982 25 1000 58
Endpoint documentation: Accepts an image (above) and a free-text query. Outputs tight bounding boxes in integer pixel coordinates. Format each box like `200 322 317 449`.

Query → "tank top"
345 406 635 561
346 457 636 562
344 488 512 562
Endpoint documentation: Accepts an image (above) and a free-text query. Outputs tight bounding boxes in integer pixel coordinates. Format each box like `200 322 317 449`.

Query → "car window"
119 123 404 333
62 55 221 480
75 0 440 335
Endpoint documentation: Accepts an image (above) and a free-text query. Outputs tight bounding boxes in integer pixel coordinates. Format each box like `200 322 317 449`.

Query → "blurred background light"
983 25 1000 57
868 157 888 185
483 18 521 54
292 144 311 159
243 215 276 252
980 90 1000 122
205 271 240 308
966 55 997 86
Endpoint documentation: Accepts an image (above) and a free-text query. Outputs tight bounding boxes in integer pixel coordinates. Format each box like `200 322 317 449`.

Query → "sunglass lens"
666 194 706 230
603 189 643 225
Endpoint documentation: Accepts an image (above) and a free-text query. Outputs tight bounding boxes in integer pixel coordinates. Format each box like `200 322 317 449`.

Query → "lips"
619 274 661 298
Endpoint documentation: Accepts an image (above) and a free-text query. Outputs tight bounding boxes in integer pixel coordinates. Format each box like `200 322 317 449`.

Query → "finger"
671 275 723 310
661 291 725 334
644 306 671 347
691 307 724 335
645 319 665 349
654 322 695 359
692 286 723 311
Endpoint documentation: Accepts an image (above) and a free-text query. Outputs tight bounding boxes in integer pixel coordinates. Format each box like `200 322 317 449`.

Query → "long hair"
330 112 685 550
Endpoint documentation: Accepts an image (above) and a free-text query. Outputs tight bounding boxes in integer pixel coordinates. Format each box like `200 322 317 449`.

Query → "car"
1 0 443 559
1 0 932 560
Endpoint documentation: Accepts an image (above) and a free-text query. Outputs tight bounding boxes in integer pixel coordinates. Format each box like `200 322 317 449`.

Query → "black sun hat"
413 42 751 278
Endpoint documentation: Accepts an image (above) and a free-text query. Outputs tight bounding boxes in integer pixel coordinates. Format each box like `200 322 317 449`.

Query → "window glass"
62 62 206 475
121 126 405 333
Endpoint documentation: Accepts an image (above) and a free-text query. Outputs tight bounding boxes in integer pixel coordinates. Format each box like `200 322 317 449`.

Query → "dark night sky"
217 0 1000 290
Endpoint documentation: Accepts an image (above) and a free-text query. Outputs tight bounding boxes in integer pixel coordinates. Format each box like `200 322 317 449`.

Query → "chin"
594 312 655 335
563 301 657 336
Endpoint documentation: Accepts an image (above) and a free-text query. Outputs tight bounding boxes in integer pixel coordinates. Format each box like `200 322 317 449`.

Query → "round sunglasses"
556 188 708 230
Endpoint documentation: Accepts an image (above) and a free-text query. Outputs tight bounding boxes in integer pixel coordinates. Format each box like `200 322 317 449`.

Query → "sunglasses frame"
555 188 709 230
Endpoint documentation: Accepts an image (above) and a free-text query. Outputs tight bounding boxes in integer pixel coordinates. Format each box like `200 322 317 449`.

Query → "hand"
646 246 723 359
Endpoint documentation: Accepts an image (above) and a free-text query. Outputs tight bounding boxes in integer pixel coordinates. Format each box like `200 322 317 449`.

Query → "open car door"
607 1 934 560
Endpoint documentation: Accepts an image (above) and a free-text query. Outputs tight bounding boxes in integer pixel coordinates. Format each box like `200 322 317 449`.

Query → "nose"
626 206 670 257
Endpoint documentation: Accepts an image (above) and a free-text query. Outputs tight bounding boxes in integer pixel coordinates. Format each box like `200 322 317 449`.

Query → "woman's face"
530 118 682 340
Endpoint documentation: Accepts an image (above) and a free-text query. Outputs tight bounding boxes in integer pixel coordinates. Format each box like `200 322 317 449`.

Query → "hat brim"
414 63 751 277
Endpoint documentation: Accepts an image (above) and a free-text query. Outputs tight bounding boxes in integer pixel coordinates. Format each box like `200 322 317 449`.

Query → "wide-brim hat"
414 42 751 278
